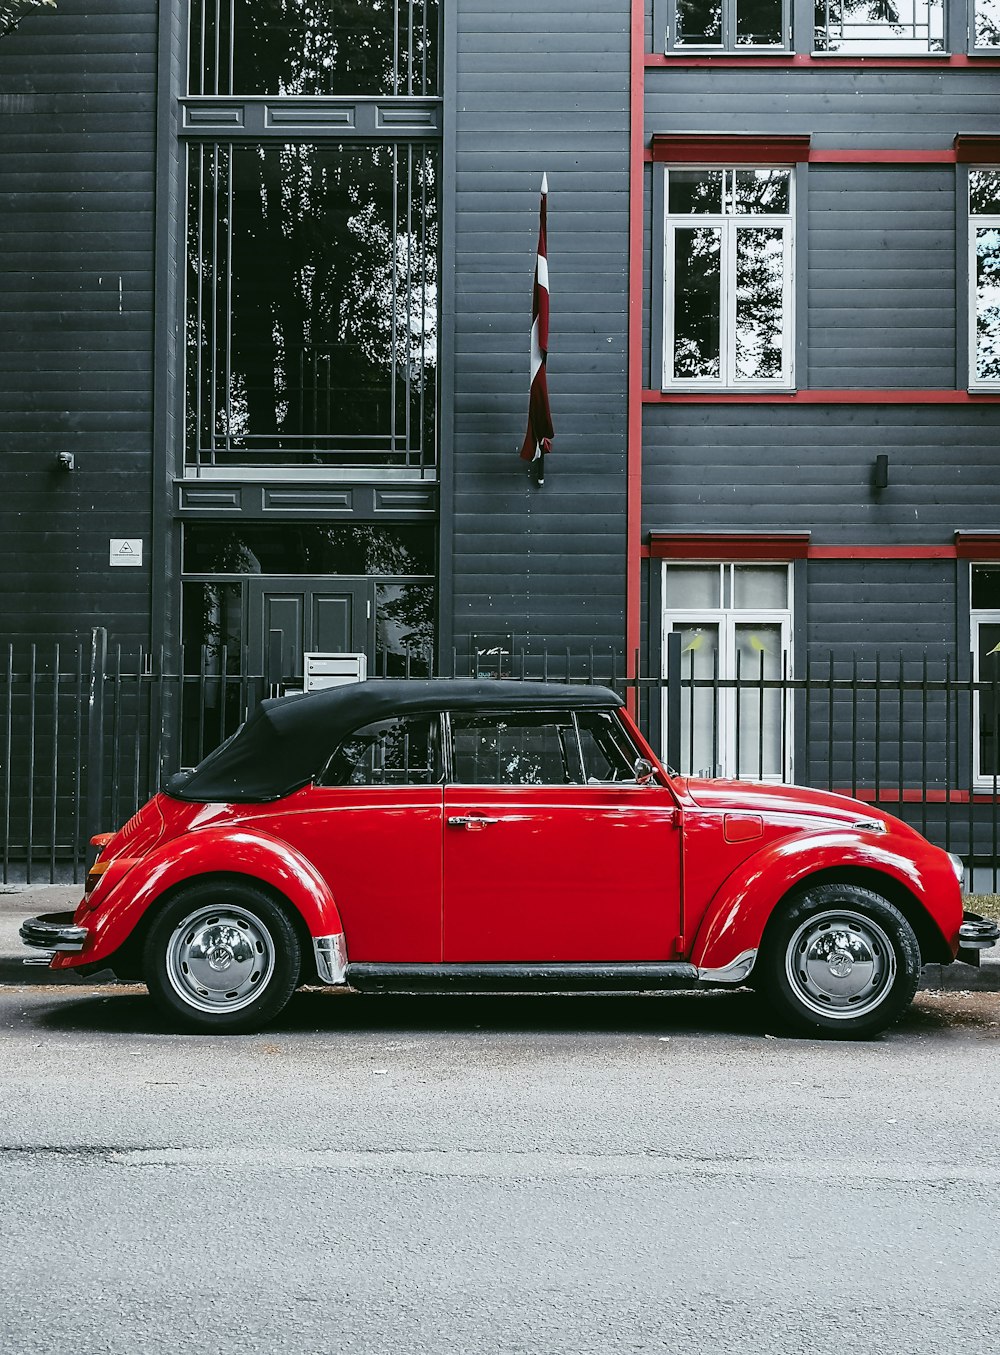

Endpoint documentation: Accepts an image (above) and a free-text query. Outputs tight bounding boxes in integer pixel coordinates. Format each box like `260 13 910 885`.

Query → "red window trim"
648 532 811 560
954 135 1000 163
651 133 811 164
955 532 1000 559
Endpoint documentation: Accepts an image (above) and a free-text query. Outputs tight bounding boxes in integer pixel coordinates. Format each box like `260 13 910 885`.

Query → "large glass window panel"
375 582 435 675
973 565 1000 610
189 0 439 97
734 226 786 382
676 624 721 778
186 141 438 470
672 228 722 381
183 524 435 576
814 0 945 52
733 169 790 215
971 171 1000 216
664 564 723 610
668 170 725 215
977 624 1000 779
675 0 724 44
734 623 784 779
974 227 1000 384
735 0 784 43
733 565 789 610
974 0 1000 45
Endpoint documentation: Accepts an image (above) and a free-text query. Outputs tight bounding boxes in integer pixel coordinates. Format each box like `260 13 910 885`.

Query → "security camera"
55 451 74 471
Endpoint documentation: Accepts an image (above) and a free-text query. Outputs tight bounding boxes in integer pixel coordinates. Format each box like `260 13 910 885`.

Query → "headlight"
947 852 967 893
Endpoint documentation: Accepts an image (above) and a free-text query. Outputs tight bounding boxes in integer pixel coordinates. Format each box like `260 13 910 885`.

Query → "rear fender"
690 832 945 973
54 828 343 970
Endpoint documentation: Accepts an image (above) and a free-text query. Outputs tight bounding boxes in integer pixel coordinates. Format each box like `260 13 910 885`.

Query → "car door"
442 707 682 962
275 711 443 962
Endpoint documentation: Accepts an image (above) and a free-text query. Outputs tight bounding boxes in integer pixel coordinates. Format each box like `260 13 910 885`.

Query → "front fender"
54 828 343 970
690 831 956 973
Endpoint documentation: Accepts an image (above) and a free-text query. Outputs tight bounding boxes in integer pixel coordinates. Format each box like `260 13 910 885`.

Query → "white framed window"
971 565 1000 785
969 169 1000 389
662 167 794 390
973 0 1000 46
667 0 789 49
813 0 945 53
662 563 793 781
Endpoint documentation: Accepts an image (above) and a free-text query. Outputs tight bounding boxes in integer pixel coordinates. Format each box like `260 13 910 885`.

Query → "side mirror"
633 757 655 786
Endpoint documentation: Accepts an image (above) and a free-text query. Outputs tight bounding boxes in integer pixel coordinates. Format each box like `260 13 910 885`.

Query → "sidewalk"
1 884 998 991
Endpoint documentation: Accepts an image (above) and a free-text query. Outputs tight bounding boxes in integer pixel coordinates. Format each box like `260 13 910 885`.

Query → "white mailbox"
303 652 368 692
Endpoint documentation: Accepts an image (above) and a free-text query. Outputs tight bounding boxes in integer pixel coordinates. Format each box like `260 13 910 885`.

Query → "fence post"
665 630 682 773
84 627 108 857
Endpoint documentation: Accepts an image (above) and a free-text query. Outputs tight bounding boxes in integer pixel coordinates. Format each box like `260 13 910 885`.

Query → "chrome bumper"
957 911 1000 966
20 912 88 955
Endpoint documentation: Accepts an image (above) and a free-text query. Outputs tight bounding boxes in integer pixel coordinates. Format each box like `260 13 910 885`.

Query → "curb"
1 957 999 991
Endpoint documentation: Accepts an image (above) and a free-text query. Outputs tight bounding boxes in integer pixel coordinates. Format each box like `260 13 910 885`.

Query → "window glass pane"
815 0 944 51
978 626 1000 778
971 170 1000 216
668 170 724 215
733 565 788 610
576 712 639 781
975 227 1000 383
189 0 439 97
734 623 784 778
676 624 721 777
675 0 724 43
734 226 785 381
973 566 1000 610
186 142 438 470
450 714 583 785
975 0 1000 45
672 227 722 380
183 525 435 576
733 169 790 215
735 0 784 43
324 716 437 786
664 565 722 610
375 582 435 676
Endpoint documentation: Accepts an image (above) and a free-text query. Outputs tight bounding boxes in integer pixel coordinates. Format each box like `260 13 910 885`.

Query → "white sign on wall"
109 539 143 567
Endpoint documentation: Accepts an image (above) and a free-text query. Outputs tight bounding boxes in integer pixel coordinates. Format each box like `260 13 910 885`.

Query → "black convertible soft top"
164 678 623 803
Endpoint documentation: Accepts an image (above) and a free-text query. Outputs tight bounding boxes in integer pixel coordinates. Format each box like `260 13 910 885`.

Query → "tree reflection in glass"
673 228 722 380
186 141 438 468
189 0 439 97
735 227 784 381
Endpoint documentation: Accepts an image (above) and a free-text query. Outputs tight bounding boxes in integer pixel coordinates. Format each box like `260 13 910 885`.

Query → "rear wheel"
760 883 921 1038
144 881 302 1033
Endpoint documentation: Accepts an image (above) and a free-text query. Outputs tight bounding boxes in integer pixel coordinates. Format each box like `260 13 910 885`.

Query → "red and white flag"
519 174 553 485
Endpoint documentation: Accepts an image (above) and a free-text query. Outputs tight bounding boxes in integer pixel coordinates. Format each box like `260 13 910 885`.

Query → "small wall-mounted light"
873 454 889 491
55 451 75 472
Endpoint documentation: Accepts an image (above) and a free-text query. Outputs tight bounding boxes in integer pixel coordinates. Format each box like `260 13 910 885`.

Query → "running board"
345 961 701 994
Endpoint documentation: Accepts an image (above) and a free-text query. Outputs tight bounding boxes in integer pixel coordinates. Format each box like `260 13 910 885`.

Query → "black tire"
758 882 921 1038
143 880 302 1034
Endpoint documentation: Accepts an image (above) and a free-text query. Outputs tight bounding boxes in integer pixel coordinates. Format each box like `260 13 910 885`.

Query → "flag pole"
519 174 553 486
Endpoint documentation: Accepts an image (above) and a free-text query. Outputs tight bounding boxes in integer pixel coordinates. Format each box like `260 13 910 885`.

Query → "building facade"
2 0 1000 815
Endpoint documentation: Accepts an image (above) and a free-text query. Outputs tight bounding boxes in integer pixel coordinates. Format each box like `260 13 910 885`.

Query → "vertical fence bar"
803 649 812 788
920 653 929 843
110 644 123 832
72 643 84 883
2 642 11 883
971 657 979 883
734 648 742 780
827 651 835 792
85 628 108 854
131 650 144 820
665 631 682 774
850 652 858 800
896 652 904 823
49 642 60 883
757 648 765 780
874 651 881 806
944 653 953 853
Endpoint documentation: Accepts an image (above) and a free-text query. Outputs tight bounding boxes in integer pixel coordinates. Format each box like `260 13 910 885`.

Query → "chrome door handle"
447 815 499 830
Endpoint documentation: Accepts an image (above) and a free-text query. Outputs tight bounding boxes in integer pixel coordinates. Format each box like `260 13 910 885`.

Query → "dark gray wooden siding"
449 0 631 658
0 0 157 644
642 405 1000 541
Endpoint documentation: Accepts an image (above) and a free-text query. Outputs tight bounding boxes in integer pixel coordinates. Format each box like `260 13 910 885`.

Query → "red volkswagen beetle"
20 679 998 1036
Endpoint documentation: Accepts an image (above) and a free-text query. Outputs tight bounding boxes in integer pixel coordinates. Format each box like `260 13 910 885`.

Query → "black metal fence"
2 629 1000 889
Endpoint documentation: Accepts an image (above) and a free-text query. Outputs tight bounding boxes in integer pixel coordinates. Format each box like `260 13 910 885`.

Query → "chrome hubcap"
165 906 276 1014
785 909 896 1020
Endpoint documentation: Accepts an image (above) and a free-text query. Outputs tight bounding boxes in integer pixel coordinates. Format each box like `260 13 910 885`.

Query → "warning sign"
109 539 143 568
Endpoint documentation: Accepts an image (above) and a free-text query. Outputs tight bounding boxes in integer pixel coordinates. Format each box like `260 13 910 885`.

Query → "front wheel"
144 882 302 1033
759 883 921 1038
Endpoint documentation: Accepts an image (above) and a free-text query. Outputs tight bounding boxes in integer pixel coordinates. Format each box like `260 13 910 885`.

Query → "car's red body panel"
49 688 964 980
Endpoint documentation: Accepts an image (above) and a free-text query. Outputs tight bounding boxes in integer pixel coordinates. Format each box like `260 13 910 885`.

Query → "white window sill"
810 47 950 57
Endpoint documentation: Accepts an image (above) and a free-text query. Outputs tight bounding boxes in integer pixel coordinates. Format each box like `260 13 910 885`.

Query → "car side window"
449 712 584 785
320 715 439 786
576 711 641 782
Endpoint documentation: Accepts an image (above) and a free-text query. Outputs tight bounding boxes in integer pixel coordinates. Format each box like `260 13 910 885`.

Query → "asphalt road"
1 983 999 1355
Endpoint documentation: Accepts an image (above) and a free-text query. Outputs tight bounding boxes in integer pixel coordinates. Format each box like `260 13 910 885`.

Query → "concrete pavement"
2 883 998 991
